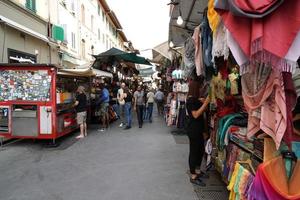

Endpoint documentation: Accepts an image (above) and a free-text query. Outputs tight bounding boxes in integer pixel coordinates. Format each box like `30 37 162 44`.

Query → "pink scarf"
242 67 287 149
216 0 300 73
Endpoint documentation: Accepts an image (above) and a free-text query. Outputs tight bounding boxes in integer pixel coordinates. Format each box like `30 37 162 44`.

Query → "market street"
0 115 201 200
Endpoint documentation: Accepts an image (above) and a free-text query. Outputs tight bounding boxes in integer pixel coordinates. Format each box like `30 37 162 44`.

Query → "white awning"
92 68 113 78
152 41 172 61
0 15 49 43
58 68 113 78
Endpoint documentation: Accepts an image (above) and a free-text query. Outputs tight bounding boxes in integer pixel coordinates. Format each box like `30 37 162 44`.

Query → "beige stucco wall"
0 25 60 64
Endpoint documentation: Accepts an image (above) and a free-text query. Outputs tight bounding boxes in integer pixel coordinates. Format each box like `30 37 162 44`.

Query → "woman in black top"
123 86 133 130
186 80 210 186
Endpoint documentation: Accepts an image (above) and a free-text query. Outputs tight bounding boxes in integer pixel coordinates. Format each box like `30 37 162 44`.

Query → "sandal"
190 178 206 187
76 135 84 139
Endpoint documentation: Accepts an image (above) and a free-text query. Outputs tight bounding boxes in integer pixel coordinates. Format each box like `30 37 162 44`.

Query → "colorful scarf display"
215 0 300 74
249 157 300 200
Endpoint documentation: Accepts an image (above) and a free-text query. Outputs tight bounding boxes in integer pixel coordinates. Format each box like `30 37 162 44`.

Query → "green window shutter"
52 25 64 41
26 0 36 12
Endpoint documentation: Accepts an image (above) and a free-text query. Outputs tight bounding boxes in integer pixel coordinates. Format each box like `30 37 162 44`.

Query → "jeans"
143 106 147 120
124 102 132 127
136 105 144 127
119 104 125 123
112 104 119 118
147 103 153 122
156 100 164 115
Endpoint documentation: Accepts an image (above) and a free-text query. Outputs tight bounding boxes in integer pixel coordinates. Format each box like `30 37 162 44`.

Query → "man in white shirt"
117 82 126 127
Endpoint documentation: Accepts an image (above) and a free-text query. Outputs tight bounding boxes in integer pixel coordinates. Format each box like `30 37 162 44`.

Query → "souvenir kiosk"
0 64 91 143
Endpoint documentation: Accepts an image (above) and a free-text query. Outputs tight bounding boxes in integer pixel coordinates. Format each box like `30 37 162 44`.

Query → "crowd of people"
73 81 166 138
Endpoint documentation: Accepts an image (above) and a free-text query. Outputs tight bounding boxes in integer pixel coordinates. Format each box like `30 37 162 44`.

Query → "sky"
107 0 170 54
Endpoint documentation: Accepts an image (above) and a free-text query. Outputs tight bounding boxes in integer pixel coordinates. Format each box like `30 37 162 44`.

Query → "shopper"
97 83 110 132
74 86 87 139
117 82 126 127
146 87 155 123
143 86 148 120
123 86 133 130
111 82 120 119
134 85 145 128
186 80 210 187
155 86 165 116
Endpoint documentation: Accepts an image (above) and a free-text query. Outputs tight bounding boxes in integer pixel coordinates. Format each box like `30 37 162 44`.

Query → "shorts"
100 103 109 116
77 111 87 124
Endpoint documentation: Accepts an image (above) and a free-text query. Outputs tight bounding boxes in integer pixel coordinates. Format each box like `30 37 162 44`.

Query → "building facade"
51 0 129 68
0 0 59 64
0 0 129 67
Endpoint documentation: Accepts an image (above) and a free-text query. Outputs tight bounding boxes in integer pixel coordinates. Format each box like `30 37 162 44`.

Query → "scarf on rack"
242 64 287 149
249 157 300 200
215 0 300 74
212 21 230 60
192 26 205 76
201 12 213 68
183 37 196 77
207 0 220 34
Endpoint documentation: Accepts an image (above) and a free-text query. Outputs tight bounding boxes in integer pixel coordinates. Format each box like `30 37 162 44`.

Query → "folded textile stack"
228 163 255 200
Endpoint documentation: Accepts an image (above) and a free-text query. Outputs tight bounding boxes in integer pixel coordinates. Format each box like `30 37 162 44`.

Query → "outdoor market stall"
168 0 300 199
0 64 97 142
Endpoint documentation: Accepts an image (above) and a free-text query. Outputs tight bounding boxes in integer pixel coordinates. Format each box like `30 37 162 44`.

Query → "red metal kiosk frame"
0 64 80 142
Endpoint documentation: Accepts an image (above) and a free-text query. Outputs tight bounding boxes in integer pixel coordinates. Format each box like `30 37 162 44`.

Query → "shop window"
26 0 36 13
7 48 36 64
81 5 85 25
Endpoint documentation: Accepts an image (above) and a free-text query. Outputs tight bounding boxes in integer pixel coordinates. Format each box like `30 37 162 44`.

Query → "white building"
0 0 129 67
55 0 129 68
0 0 60 64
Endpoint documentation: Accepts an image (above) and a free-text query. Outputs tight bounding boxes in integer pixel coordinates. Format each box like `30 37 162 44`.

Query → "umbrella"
93 48 152 66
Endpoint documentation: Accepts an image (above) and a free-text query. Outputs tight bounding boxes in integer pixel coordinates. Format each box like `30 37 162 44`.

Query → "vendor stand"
0 64 92 143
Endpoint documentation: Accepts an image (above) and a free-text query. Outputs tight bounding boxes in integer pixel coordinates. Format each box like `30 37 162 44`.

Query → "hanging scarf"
192 26 205 76
212 21 230 60
215 0 300 73
183 37 196 77
207 0 220 33
250 157 300 200
242 65 287 149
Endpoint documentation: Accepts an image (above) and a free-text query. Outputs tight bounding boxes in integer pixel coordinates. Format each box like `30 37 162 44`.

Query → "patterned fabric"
183 37 196 77
212 22 230 60
192 26 205 76
242 65 287 149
